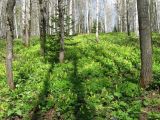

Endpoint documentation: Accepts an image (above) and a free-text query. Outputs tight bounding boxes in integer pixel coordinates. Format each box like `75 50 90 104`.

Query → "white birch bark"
69 0 73 35
96 0 99 42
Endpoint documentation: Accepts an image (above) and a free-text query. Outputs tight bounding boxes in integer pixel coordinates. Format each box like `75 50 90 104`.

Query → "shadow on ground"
30 64 57 120
69 47 96 120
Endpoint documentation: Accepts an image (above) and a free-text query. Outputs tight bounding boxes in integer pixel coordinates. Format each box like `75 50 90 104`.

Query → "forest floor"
0 33 160 120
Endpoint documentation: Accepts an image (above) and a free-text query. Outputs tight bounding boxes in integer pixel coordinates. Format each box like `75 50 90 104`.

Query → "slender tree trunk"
6 0 16 89
45 1 50 34
137 0 152 89
135 0 139 36
48 1 52 35
104 11 107 33
72 0 76 34
14 9 18 39
121 0 126 32
104 0 107 33
58 0 65 63
39 0 47 58
69 0 73 35
86 0 89 34
154 1 158 32
23 0 30 47
96 0 99 42
126 0 130 36
0 0 2 38
29 0 32 39
53 2 56 34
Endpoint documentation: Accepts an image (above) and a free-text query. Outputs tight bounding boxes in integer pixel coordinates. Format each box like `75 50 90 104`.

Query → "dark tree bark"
126 0 130 36
29 0 32 39
46 1 50 34
6 0 16 89
39 0 47 58
58 0 65 63
137 0 152 89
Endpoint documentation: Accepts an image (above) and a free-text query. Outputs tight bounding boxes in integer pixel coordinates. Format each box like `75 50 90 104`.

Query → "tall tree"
6 0 16 89
72 0 76 34
22 0 30 47
69 0 73 35
126 0 130 36
150 0 158 32
137 0 152 88
14 8 18 39
29 0 32 39
86 0 89 34
39 0 47 57
103 0 107 33
96 0 99 42
121 0 127 32
58 0 65 63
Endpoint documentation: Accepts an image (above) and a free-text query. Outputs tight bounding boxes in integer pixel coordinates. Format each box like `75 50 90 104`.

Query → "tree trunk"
14 8 18 39
96 0 99 42
137 0 152 89
29 0 32 39
126 0 130 36
58 0 65 63
86 0 89 34
39 0 47 58
69 0 73 35
72 0 76 34
22 0 30 47
6 0 16 89
104 0 107 33
135 0 139 36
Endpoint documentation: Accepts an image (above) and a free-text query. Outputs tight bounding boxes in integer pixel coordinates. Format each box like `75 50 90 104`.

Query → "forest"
0 0 160 120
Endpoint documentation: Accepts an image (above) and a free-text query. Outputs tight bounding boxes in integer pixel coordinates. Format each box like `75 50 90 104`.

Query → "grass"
0 33 160 120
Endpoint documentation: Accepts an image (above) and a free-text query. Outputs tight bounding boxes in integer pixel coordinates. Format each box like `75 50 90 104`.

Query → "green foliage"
50 3 74 36
46 3 74 63
46 35 60 63
91 21 102 33
0 33 160 119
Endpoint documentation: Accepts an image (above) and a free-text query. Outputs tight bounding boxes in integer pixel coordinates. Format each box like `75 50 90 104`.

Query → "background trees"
0 0 158 90
0 0 160 119
0 0 117 38
58 0 65 63
39 0 47 57
1 0 160 37
6 0 16 89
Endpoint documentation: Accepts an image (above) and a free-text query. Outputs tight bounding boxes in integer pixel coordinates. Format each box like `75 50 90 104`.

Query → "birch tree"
96 0 99 42
69 0 73 35
86 0 89 34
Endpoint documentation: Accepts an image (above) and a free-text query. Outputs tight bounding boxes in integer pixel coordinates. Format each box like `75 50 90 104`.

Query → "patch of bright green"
0 33 160 120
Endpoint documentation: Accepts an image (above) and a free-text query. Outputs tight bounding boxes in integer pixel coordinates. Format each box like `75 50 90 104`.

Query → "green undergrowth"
0 33 160 120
